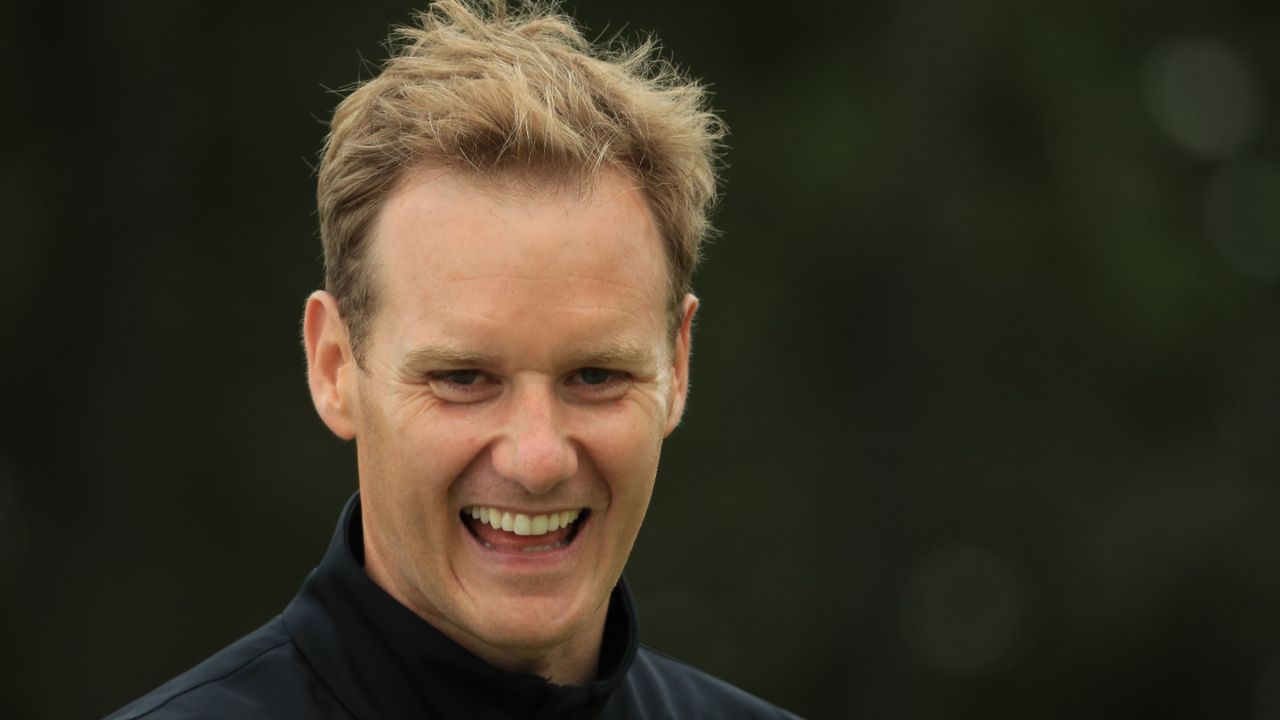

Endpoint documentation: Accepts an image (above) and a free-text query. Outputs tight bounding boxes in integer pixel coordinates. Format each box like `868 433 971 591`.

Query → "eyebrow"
400 339 659 371
571 340 659 368
402 346 502 370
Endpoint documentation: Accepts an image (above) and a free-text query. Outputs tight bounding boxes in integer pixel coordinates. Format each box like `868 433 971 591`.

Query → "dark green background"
4 1 1280 718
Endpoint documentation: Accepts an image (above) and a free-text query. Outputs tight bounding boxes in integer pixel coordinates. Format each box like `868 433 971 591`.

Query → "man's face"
309 169 693 673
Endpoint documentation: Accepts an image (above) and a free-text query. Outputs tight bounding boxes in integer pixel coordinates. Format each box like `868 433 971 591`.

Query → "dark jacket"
105 494 798 719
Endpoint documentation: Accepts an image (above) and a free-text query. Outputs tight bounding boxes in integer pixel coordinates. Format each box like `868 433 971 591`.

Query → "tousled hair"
316 0 726 362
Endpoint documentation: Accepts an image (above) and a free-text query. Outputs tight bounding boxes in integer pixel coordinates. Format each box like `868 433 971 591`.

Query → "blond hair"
316 0 726 361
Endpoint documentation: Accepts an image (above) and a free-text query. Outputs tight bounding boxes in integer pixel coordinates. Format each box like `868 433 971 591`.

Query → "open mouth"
461 506 590 553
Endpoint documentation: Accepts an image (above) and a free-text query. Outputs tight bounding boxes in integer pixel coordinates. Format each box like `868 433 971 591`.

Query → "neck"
361 526 608 686
462 618 606 686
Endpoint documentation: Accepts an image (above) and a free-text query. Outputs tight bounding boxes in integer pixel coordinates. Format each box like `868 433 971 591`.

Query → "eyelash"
567 368 630 393
429 369 488 387
424 371 494 400
424 369 631 398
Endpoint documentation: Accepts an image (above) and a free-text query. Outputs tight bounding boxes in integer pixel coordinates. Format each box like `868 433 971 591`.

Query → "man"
107 1 797 717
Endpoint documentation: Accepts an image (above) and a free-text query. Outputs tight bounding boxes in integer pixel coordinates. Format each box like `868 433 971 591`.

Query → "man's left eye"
567 368 629 397
577 367 613 385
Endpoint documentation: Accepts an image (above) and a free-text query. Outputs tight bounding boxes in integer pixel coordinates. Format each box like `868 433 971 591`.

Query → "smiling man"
105 1 798 719
322 168 688 690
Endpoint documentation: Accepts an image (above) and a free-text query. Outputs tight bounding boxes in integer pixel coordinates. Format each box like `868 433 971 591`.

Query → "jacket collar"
281 492 639 719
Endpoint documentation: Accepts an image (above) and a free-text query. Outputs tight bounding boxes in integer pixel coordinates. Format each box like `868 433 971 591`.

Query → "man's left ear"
664 294 699 436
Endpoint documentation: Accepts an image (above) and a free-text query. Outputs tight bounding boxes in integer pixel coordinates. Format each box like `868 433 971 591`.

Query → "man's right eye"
425 370 499 403
439 370 481 386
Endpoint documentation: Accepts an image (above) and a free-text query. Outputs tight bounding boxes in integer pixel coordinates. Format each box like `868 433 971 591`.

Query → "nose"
492 383 578 494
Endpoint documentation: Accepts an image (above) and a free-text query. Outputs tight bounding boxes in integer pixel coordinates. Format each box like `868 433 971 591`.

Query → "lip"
460 508 592 573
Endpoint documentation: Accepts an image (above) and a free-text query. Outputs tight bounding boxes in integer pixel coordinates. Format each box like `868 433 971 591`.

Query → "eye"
566 367 630 399
426 369 500 403
578 367 612 385
440 369 481 385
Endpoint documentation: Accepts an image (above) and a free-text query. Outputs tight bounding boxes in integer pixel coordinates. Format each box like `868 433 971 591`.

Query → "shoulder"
607 644 802 719
102 617 347 720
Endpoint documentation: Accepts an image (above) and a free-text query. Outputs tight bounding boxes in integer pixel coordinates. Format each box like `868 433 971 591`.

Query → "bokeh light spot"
1144 40 1262 158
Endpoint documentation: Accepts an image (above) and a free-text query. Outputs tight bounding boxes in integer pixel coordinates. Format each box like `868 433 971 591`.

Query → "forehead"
366 168 670 355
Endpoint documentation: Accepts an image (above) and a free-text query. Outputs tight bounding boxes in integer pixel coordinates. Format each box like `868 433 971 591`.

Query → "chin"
467 584 605 653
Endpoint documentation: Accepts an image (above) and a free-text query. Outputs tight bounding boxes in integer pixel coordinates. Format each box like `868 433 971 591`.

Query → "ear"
302 291 359 440
664 294 699 436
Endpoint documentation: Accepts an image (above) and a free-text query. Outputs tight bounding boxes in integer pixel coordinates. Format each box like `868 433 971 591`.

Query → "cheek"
360 394 491 505
578 404 666 493
402 419 494 498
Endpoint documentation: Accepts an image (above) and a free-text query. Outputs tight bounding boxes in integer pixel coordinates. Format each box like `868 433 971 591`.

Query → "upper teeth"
465 506 582 536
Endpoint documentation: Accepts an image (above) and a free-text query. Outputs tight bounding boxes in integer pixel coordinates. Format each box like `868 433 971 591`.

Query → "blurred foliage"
4 0 1280 718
